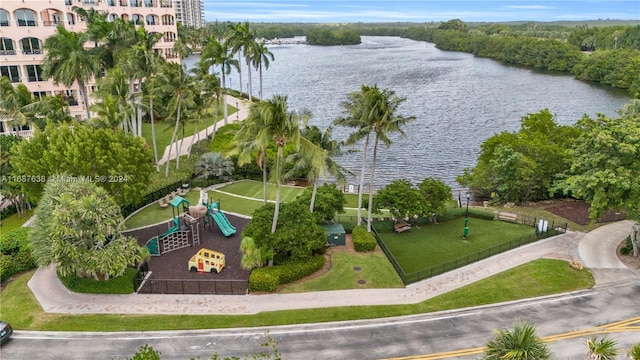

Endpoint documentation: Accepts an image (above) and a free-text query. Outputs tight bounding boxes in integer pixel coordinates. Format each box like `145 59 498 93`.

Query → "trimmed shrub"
352 226 377 252
248 256 325 293
249 270 279 292
340 221 357 234
0 227 35 280
620 236 633 255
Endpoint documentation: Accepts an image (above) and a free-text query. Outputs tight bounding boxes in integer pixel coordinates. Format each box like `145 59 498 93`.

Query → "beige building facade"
0 0 179 136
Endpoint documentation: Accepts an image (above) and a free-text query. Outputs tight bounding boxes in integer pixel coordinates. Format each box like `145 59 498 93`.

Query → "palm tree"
22 94 74 128
191 60 221 139
288 125 352 213
226 21 257 100
335 85 415 231
195 152 234 181
627 342 640 360
252 95 323 233
201 36 239 126
93 67 134 134
157 62 196 176
586 336 618 360
42 25 99 119
251 40 274 100
89 94 126 131
483 321 551 360
0 77 32 132
239 236 263 270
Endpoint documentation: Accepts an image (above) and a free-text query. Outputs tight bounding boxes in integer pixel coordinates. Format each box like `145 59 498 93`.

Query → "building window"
130 0 142 7
33 91 48 100
0 37 15 55
26 65 44 82
15 9 37 27
108 13 118 22
1 66 21 82
83 0 97 5
0 9 9 26
161 14 173 25
164 31 176 42
131 14 143 25
119 0 128 6
65 0 72 5
21 37 42 55
145 14 156 25
107 0 116 6
144 0 155 7
160 0 172 8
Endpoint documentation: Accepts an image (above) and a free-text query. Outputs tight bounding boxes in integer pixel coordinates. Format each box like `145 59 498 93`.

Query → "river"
185 36 629 189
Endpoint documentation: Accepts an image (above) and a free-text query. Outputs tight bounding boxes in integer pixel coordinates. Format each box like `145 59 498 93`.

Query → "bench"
394 222 411 233
498 212 518 223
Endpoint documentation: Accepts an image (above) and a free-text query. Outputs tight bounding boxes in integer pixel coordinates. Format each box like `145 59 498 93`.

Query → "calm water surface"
187 36 629 188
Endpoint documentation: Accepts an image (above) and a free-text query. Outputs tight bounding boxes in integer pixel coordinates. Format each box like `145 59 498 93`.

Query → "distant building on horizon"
173 0 204 28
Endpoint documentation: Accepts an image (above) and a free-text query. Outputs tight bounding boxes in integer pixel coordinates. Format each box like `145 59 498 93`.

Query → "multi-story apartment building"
173 0 204 28
0 0 179 136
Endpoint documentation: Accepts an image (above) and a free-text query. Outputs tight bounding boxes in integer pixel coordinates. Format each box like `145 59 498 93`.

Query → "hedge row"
0 227 36 281
352 226 377 252
248 255 326 292
436 208 496 222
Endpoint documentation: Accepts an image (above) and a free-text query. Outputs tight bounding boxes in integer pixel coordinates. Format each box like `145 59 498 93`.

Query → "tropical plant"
627 341 640 360
195 152 234 181
226 21 257 100
239 236 263 270
201 36 239 125
335 85 416 231
31 178 146 280
586 336 618 360
92 67 134 133
42 25 99 120
0 77 32 132
251 39 274 100
483 321 551 360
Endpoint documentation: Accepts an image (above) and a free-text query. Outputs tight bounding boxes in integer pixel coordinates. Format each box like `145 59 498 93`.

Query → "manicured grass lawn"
124 191 200 229
219 180 304 203
280 252 404 293
58 268 137 294
141 104 237 152
381 218 535 274
0 209 34 232
207 189 265 215
0 259 592 331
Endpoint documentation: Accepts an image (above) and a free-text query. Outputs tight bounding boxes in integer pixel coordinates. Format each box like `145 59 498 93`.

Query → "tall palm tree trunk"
165 97 182 177
212 96 220 137
237 52 243 97
222 74 229 125
310 178 318 213
77 79 91 120
262 152 267 205
258 63 264 100
246 56 253 101
367 136 380 232
149 91 159 171
271 146 283 233
356 134 371 226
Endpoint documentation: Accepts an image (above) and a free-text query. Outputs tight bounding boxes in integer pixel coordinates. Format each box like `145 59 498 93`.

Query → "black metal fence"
133 276 248 295
368 218 567 285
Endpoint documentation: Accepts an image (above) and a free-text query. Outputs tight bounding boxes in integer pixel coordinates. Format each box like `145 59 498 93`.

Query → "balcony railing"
65 0 72 5
130 0 142 7
22 49 43 55
162 20 173 25
28 75 44 82
0 129 33 139
0 50 16 55
144 0 155 7
43 20 61 26
160 1 172 7
146 20 156 25
17 20 37 27
66 97 79 106
0 21 9 27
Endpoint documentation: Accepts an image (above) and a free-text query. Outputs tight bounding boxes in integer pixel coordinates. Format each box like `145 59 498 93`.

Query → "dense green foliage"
294 184 346 223
58 268 137 294
352 226 377 252
11 122 154 206
306 27 361 45
555 110 640 221
0 227 35 280
373 178 452 220
248 256 325 292
457 109 579 203
483 321 551 360
31 179 145 280
402 23 640 97
242 202 325 264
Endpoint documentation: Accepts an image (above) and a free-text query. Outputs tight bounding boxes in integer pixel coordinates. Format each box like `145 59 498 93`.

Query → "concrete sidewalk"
157 94 251 165
26 221 639 315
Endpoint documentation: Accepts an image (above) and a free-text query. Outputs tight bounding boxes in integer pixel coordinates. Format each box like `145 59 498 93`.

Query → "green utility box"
322 224 346 246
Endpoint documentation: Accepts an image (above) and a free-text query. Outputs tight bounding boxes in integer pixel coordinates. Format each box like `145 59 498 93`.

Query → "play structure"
200 190 237 237
145 196 203 256
188 248 226 273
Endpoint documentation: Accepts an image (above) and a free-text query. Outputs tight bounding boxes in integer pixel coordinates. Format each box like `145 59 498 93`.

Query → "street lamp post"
463 192 470 239
236 102 239 120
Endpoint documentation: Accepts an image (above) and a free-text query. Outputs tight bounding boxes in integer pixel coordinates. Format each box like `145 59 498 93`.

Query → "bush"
248 256 325 292
620 236 633 255
437 208 495 222
340 221 357 234
249 270 279 292
352 226 377 252
0 227 35 281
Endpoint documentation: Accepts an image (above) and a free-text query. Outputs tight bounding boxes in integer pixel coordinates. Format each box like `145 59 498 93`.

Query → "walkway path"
26 221 639 315
157 95 251 165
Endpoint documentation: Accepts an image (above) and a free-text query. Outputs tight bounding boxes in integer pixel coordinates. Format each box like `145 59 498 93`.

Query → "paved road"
3 282 639 360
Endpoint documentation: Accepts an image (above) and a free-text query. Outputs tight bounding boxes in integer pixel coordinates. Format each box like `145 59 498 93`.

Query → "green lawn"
141 104 238 152
0 209 35 232
381 218 535 274
124 191 201 229
0 259 593 331
219 180 305 203
280 252 404 293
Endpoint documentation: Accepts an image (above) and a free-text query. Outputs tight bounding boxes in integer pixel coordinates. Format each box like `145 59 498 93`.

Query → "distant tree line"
306 27 361 46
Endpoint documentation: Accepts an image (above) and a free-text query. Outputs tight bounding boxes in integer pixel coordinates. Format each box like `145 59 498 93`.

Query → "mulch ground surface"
542 199 627 225
125 214 250 282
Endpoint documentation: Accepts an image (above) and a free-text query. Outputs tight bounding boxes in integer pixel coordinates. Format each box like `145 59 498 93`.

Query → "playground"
122 190 251 293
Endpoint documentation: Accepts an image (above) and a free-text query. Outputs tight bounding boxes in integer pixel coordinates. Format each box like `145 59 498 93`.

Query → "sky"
202 0 640 23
